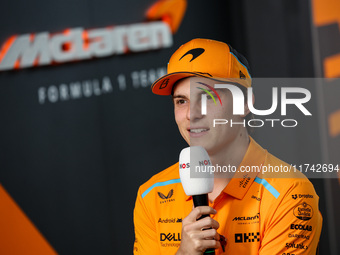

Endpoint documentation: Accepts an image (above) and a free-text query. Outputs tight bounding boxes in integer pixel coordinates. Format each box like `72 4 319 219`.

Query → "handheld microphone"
179 146 215 254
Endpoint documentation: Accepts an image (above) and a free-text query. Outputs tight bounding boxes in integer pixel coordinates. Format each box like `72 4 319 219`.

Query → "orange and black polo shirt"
134 138 322 254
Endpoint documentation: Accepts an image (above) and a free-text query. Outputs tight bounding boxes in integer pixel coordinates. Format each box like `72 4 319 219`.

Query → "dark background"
0 0 339 254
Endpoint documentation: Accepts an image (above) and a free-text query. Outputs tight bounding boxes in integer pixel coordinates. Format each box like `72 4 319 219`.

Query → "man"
134 38 322 254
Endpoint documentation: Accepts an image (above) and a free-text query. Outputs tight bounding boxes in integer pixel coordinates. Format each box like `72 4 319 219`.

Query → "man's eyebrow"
172 94 188 99
196 81 209 86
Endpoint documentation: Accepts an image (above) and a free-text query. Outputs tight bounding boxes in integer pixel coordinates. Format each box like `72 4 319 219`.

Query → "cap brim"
151 72 248 95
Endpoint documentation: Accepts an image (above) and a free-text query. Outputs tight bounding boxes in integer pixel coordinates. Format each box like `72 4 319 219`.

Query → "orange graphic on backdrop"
0 184 57 255
312 0 340 79
147 0 187 33
312 0 340 26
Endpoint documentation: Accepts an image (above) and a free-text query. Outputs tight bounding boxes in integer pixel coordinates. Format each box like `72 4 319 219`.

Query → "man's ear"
242 92 254 118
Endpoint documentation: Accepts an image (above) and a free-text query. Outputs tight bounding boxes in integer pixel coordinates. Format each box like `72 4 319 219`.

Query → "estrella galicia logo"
179 48 205 62
158 189 175 204
293 202 313 221
235 232 260 243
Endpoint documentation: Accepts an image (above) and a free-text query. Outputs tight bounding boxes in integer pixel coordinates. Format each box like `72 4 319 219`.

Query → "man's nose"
189 100 203 120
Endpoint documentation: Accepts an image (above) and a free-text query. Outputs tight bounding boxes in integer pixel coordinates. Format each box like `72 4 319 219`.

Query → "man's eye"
176 99 186 105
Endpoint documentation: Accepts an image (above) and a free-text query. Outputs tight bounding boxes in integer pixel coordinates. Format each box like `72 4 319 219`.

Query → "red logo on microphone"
180 163 190 169
198 160 211 166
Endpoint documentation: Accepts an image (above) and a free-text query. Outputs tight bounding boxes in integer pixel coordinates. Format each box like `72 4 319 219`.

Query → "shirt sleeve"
259 179 322 255
133 187 160 254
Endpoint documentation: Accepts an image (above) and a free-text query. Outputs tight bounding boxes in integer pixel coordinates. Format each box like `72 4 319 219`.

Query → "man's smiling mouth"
189 128 209 133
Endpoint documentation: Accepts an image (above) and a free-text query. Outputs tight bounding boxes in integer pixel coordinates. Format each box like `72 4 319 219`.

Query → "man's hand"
176 206 220 255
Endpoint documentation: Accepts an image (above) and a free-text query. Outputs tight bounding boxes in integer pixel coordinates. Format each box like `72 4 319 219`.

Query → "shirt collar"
223 137 267 199
184 137 267 201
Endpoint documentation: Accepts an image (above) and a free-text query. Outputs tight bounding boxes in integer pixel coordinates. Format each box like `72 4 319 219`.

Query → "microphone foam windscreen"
179 146 214 196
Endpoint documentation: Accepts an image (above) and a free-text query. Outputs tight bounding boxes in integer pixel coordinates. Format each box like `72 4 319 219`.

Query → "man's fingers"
214 231 220 241
190 238 220 252
201 240 220 250
196 216 220 231
183 216 219 234
201 228 218 240
178 206 221 254
184 206 216 223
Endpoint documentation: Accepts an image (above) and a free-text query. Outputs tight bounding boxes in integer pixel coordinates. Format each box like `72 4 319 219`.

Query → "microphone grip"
193 194 210 220
192 194 216 255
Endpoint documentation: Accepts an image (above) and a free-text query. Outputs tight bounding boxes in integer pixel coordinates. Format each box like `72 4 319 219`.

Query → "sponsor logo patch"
179 48 205 62
290 224 312 231
232 213 259 221
158 217 182 223
239 70 246 79
288 233 310 240
158 189 175 204
292 194 314 200
293 202 313 221
160 233 181 242
251 195 261 201
285 242 308 250
235 232 260 243
239 174 251 188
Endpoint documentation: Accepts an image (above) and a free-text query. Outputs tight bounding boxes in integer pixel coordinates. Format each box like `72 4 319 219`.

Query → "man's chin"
190 140 210 149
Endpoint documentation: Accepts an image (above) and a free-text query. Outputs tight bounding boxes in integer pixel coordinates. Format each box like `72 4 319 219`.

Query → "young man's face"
172 77 247 155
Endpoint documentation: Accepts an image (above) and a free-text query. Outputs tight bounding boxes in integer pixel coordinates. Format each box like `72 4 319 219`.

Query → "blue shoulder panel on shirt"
142 178 181 198
254 177 280 199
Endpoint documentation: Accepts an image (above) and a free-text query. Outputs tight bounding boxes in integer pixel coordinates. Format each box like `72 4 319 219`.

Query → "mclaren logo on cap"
179 48 205 62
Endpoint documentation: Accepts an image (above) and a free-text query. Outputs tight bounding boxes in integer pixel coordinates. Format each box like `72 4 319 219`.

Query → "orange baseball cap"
151 38 252 95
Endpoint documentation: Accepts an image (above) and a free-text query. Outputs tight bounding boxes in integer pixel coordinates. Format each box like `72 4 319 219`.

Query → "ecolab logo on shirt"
290 224 312 231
